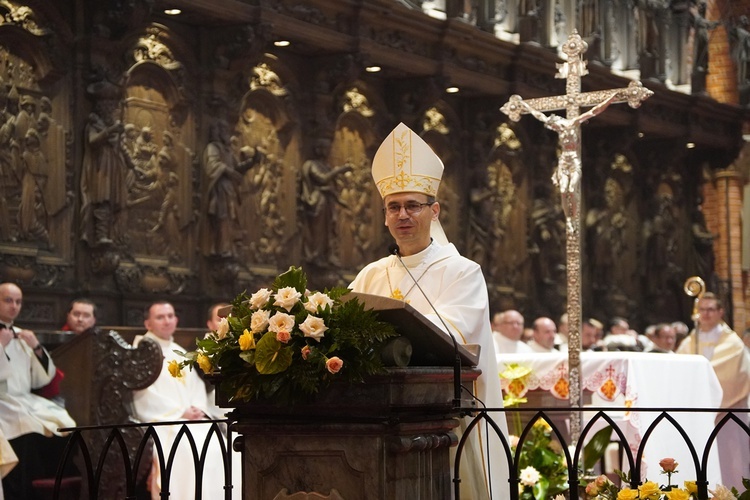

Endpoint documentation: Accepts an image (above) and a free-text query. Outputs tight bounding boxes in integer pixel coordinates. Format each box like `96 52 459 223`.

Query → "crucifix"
500 30 653 445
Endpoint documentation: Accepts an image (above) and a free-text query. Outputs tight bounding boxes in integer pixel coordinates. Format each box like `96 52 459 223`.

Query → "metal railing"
48 406 749 499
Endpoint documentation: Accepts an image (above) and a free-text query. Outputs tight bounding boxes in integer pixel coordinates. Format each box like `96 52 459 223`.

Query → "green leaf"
273 266 307 295
255 331 293 374
583 425 613 472
532 476 549 500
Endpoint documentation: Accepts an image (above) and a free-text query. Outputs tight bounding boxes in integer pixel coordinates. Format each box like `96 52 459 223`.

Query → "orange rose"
276 330 291 343
326 356 343 374
659 457 678 473
301 345 311 360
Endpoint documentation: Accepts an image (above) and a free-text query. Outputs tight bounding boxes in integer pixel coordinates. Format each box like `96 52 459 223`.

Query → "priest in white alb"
350 122 510 499
676 292 750 490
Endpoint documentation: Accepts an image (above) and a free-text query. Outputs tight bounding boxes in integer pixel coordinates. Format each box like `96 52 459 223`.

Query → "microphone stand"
389 244 464 411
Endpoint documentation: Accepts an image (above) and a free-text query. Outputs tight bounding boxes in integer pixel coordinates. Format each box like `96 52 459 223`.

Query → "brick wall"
705 0 750 331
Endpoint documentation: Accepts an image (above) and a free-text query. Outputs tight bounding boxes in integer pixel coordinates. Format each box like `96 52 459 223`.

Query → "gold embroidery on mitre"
372 122 444 199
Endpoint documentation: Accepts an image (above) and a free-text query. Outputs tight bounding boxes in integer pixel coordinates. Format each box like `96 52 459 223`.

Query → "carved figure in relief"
730 15 750 93
586 177 629 289
80 82 128 246
530 184 566 286
0 85 16 240
202 119 257 258
17 128 49 242
516 93 618 219
690 2 720 93
643 184 680 297
300 138 353 265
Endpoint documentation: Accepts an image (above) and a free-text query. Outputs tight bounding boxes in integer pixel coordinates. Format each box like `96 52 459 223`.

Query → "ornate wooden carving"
52 329 162 499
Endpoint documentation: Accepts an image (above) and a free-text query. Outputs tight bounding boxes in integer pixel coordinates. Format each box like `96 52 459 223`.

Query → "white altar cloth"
497 351 724 488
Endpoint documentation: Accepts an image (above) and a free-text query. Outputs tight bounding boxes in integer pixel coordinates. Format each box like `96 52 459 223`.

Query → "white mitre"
372 122 448 244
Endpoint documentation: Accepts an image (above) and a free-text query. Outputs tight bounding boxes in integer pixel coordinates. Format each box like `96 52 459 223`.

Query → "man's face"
0 284 22 323
384 192 438 255
145 303 178 340
697 298 722 331
533 319 557 349
499 311 524 341
67 302 96 334
206 305 224 332
582 324 598 349
653 326 676 352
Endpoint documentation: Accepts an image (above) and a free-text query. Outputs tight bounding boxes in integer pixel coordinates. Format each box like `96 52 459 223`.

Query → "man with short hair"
646 323 676 353
582 318 604 351
350 122 508 499
528 317 557 353
132 301 239 500
676 292 750 489
62 298 97 334
0 282 76 498
492 310 533 355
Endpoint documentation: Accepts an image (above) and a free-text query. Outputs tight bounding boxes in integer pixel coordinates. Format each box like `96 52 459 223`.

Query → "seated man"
645 323 676 353
0 283 77 499
492 310 533 355
132 301 239 500
61 298 97 334
527 317 557 353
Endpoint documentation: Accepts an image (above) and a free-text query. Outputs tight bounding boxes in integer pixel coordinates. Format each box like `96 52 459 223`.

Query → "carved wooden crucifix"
500 30 653 445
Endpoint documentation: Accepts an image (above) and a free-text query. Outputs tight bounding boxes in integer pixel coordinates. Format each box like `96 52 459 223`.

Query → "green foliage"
514 420 569 500
583 425 614 472
175 266 398 405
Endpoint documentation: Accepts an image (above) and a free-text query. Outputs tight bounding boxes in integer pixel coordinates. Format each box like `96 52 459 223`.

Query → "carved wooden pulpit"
51 328 163 498
220 294 481 500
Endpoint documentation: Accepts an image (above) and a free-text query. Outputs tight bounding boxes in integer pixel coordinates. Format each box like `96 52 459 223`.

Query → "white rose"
519 466 540 487
215 317 230 340
268 312 295 333
299 315 328 342
249 288 272 309
304 292 334 314
250 309 271 333
709 485 736 500
274 287 302 312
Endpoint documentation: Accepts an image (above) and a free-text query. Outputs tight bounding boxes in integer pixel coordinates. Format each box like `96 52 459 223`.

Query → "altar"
497 351 724 488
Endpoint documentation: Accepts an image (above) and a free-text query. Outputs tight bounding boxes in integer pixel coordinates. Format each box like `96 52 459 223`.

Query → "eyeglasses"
502 321 523 326
384 201 434 217
698 307 718 313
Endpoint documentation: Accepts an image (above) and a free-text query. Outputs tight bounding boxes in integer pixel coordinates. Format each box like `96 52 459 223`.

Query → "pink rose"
326 356 343 374
276 330 291 343
659 457 678 473
595 475 610 488
301 345 311 360
585 481 600 496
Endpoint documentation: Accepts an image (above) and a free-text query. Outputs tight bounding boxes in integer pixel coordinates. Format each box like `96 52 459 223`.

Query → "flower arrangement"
512 419 570 500
584 461 750 500
172 266 398 404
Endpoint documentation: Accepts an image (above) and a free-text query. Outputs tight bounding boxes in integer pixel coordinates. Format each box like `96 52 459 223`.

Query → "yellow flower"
616 487 639 500
239 329 256 350
500 363 532 380
196 353 212 374
684 481 697 494
168 360 183 378
665 489 692 500
533 419 552 432
638 481 661 499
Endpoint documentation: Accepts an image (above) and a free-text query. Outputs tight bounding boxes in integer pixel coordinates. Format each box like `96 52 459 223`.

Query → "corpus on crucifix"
500 30 653 444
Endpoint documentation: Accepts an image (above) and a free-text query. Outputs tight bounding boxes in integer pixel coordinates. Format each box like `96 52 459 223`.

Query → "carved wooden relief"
0 1 72 287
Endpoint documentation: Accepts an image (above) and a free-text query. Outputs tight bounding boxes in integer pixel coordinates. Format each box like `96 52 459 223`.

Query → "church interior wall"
0 0 747 334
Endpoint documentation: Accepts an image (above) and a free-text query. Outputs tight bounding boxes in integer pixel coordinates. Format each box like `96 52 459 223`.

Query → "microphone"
389 243 465 410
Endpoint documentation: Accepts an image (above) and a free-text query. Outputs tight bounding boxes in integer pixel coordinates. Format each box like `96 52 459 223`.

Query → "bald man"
0 283 76 498
528 317 557 353
492 310 533 356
